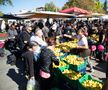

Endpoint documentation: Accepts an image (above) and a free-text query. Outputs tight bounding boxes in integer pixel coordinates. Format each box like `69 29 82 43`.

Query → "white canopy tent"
100 15 108 20
16 11 75 18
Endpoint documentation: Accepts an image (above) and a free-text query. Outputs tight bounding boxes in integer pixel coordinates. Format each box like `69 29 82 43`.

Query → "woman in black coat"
39 37 59 90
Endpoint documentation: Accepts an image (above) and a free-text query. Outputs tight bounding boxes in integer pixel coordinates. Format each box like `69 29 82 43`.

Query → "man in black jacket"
18 25 32 50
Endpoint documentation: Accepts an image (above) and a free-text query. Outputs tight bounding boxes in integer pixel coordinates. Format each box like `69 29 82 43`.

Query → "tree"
0 0 12 16
103 0 108 13
94 1 104 13
45 1 60 12
0 0 12 5
62 0 104 13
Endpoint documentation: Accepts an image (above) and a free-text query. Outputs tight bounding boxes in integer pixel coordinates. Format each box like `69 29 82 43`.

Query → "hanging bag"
39 69 51 79
27 78 35 90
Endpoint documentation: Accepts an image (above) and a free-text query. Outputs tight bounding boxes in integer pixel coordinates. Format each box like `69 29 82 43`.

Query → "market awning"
17 11 75 18
0 14 25 19
59 7 91 15
100 15 108 20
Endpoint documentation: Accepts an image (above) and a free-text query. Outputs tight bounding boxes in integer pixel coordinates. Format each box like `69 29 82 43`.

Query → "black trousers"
70 48 91 58
39 75 54 90
106 62 108 78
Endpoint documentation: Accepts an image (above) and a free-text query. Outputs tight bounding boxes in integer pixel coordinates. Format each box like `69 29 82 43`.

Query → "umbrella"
59 7 90 15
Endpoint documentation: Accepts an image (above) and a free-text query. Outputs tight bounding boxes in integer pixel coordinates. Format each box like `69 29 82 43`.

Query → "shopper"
22 41 40 78
30 28 47 61
39 37 59 90
7 24 18 50
17 25 32 50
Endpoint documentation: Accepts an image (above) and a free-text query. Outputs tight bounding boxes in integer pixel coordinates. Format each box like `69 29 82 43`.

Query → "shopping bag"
39 69 51 79
27 78 35 90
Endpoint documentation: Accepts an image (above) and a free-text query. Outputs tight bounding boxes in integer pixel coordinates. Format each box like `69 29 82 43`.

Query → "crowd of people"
1 18 108 90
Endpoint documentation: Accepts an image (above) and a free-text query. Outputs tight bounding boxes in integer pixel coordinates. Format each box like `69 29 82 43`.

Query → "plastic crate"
52 65 69 77
59 53 69 60
61 54 87 72
78 74 103 90
61 72 86 89
78 67 86 73
58 65 69 72
59 67 85 88
69 60 87 72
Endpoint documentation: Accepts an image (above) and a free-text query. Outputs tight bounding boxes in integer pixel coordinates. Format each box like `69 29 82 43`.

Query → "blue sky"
0 0 68 14
0 0 105 14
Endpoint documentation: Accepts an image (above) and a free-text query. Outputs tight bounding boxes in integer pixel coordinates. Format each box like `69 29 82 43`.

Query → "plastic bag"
27 78 35 90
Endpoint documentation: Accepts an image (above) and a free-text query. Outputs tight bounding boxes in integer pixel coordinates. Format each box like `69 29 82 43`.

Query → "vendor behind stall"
77 28 94 72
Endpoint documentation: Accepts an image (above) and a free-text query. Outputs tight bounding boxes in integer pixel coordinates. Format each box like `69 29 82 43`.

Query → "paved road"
0 51 27 90
0 50 107 90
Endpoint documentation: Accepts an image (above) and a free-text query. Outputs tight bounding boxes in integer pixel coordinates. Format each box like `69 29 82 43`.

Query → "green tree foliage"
0 0 12 16
0 11 3 16
94 1 104 13
0 0 12 5
45 1 60 12
62 0 104 13
103 0 108 13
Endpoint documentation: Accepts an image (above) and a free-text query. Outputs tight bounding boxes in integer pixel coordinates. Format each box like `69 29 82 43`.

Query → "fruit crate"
61 54 87 72
78 74 103 90
52 64 69 77
61 70 86 89
69 60 87 73
53 65 69 72
59 53 69 59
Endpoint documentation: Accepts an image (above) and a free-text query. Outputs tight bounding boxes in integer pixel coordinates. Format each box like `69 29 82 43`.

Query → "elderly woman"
30 28 47 61
30 28 47 47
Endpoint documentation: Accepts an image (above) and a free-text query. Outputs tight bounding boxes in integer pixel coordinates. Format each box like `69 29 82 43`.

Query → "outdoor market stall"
16 11 75 18
59 7 91 15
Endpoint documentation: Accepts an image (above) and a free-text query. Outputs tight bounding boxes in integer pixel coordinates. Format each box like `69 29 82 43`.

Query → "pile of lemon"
63 55 84 65
62 69 82 80
54 41 78 53
90 34 99 42
53 48 61 53
82 80 103 90
54 52 64 57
